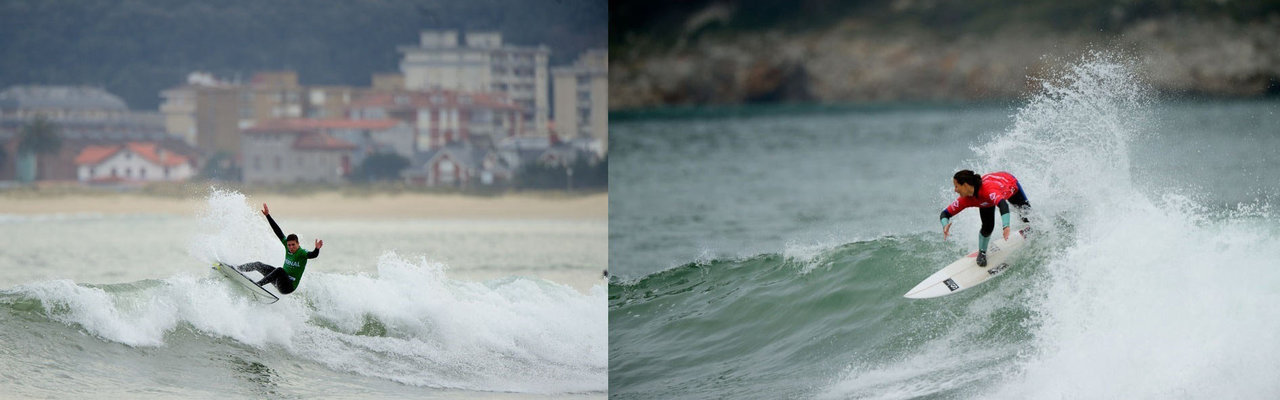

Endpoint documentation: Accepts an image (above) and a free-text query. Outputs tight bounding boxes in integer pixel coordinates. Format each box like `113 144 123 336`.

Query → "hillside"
0 0 606 110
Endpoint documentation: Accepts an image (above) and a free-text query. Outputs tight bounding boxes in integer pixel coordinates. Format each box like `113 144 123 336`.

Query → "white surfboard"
904 227 1032 299
212 261 280 304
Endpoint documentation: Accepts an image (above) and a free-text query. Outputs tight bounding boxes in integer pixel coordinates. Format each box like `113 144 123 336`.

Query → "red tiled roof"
74 142 189 167
128 142 189 167
245 118 400 133
349 90 523 111
293 131 357 150
74 145 120 165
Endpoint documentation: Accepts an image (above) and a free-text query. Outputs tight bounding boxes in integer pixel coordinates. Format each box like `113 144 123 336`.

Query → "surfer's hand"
1003 226 1010 240
315 239 323 249
262 203 270 216
943 223 951 240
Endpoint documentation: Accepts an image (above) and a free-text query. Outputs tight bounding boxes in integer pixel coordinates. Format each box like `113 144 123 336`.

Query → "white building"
74 142 194 182
552 49 608 154
398 31 550 136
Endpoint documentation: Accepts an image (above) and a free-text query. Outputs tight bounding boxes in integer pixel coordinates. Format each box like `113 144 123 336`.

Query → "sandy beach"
0 190 607 219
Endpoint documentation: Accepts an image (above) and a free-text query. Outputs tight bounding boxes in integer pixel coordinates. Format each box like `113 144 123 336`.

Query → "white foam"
299 253 607 393
976 52 1280 397
824 51 1280 398
17 255 606 393
18 189 606 394
188 188 282 267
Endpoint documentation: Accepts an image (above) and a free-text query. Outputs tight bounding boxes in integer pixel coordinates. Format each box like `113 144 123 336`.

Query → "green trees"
516 155 607 191
0 0 606 110
16 114 62 182
200 151 241 182
353 152 410 182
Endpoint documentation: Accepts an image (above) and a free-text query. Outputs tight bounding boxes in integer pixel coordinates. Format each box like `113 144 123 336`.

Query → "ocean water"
609 53 1280 399
0 190 607 399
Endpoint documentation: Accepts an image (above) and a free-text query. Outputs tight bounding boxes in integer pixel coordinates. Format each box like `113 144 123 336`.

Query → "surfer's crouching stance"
939 170 1031 267
238 203 322 294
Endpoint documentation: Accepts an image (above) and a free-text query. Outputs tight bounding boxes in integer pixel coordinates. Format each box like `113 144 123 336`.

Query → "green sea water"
609 54 1280 399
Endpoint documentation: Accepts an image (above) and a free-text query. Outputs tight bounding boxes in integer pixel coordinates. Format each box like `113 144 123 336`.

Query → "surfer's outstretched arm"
263 203 286 242
307 239 323 259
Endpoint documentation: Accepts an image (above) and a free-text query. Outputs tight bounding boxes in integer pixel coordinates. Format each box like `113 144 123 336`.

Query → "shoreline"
0 190 608 219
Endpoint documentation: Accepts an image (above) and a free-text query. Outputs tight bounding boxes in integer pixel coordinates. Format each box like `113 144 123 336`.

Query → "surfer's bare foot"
977 251 988 267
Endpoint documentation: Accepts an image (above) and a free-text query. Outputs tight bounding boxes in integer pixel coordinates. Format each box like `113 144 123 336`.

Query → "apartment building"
161 71 387 157
160 73 246 154
552 49 608 153
398 31 550 136
348 89 525 151
240 118 408 184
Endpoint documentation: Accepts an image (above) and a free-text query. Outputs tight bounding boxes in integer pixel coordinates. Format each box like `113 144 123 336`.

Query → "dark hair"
953 170 982 191
286 234 299 243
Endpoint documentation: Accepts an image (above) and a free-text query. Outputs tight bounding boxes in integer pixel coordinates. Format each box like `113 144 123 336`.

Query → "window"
254 156 261 171
274 156 281 171
439 159 455 182
140 169 147 179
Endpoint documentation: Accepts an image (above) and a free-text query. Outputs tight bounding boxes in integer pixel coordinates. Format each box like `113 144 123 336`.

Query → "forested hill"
0 0 606 110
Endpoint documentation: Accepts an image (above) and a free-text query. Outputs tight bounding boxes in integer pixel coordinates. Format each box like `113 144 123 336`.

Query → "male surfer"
237 203 322 294
939 170 1030 267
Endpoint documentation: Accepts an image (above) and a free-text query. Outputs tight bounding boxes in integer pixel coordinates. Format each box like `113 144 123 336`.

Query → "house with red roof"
73 142 194 182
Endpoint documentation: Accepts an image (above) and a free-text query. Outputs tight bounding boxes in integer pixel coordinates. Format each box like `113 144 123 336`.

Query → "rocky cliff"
610 16 1280 110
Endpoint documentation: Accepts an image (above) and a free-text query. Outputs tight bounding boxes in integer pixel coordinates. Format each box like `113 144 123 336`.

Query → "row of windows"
88 166 174 179
394 95 479 106
491 54 538 64
249 155 338 171
236 91 302 102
